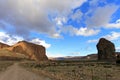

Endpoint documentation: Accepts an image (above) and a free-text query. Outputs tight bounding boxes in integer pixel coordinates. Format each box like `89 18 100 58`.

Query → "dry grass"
0 49 27 58
0 49 29 61
21 60 120 80
0 61 14 72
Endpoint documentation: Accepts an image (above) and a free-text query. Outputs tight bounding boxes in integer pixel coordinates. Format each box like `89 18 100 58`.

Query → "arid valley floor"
0 60 120 80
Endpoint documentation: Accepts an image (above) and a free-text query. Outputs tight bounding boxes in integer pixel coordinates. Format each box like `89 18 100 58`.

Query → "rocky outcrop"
0 49 28 60
96 38 116 60
7 41 48 61
116 52 120 64
0 42 10 50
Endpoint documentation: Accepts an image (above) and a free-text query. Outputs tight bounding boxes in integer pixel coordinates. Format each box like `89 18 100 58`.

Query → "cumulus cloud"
103 32 120 40
0 0 86 38
86 4 119 28
54 17 67 26
105 19 120 28
0 0 118 38
0 32 24 45
0 32 51 48
30 38 51 48
71 10 83 23
75 27 100 36
88 31 120 43
62 26 100 36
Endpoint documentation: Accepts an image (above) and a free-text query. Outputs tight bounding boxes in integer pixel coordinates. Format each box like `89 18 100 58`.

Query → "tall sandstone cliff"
96 38 116 60
7 41 48 61
0 41 48 61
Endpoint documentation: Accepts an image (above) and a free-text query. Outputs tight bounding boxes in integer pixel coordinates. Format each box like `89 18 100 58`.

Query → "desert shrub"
34 64 41 68
103 65 112 68
0 61 13 71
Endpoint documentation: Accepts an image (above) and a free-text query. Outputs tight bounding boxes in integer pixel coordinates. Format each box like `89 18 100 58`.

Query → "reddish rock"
7 41 48 61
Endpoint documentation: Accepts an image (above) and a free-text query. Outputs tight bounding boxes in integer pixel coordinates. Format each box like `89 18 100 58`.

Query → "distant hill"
49 54 98 61
81 54 97 60
50 52 120 61
0 41 48 61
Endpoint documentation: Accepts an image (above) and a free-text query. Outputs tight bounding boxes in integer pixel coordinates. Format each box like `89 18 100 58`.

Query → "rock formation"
0 42 10 50
116 52 120 64
96 38 116 60
7 41 48 61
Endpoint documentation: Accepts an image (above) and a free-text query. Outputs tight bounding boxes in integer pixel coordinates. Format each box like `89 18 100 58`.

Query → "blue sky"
0 0 120 57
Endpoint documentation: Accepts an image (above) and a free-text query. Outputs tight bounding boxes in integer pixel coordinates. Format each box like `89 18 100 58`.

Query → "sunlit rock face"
7 41 48 61
97 38 116 60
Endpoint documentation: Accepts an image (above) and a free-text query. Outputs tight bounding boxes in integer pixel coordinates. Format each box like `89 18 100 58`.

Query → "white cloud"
103 32 120 40
0 0 86 38
30 38 51 48
62 26 100 36
54 17 67 26
75 27 100 36
89 0 107 7
0 32 51 48
86 4 119 28
88 32 120 43
0 0 118 38
71 10 83 23
87 39 98 43
0 32 24 45
105 19 120 28
106 23 120 29
50 33 63 39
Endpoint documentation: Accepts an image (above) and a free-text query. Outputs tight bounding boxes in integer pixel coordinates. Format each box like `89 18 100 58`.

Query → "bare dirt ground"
0 63 52 80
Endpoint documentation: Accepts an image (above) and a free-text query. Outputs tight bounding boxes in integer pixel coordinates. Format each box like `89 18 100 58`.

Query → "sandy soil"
0 63 52 80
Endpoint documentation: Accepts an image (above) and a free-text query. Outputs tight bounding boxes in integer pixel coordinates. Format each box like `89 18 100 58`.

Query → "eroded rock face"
116 52 120 64
8 41 48 61
96 38 116 60
0 42 10 50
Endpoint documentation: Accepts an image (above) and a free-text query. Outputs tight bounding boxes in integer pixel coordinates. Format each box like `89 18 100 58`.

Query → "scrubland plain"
20 60 120 80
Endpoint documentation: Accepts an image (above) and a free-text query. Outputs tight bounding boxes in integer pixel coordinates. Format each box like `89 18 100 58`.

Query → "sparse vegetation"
0 49 28 60
0 61 14 72
20 60 120 80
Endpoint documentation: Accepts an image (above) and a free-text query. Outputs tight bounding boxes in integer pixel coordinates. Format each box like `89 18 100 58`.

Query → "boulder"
96 38 116 60
7 41 48 61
